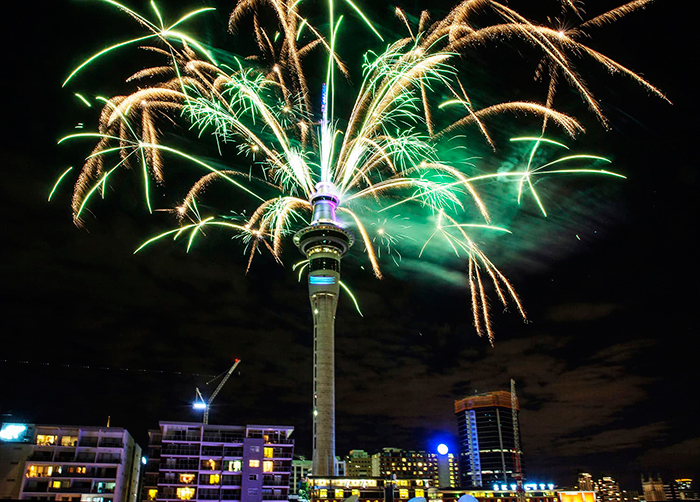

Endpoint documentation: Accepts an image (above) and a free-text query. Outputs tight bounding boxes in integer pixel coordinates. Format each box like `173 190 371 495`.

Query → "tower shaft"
311 281 338 476
294 185 354 477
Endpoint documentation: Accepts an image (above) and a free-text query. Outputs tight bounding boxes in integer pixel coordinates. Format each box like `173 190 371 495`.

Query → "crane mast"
195 359 241 425
511 378 524 494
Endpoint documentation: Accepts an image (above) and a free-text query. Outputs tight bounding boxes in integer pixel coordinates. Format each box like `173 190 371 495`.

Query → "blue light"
310 276 335 285
493 485 500 492
548 484 554 491
501 485 508 491
437 444 448 455
193 402 207 410
0 424 27 441
510 485 517 491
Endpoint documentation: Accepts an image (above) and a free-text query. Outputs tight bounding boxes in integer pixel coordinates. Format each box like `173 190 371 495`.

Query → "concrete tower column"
294 184 353 477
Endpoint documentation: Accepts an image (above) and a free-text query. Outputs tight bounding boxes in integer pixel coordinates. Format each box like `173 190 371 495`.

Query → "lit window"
319 489 328 499
147 489 158 500
207 459 216 470
249 460 260 468
60 436 78 447
335 490 344 498
227 461 242 472
27 465 53 478
176 488 195 500
37 435 57 446
52 481 62 489
399 489 409 499
263 461 273 473
264 447 274 458
179 474 195 484
416 490 425 498
352 490 360 496
77 467 86 474
209 474 220 485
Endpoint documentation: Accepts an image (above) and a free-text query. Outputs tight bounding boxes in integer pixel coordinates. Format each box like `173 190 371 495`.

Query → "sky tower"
294 181 354 476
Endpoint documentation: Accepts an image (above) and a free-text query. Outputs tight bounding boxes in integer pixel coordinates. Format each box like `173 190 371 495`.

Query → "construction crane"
511 378 524 497
193 359 241 425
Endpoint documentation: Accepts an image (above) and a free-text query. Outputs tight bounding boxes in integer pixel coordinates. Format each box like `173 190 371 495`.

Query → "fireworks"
55 0 664 343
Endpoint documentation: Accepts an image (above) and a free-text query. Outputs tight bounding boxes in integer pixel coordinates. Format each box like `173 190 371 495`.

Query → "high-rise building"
370 448 460 488
578 473 594 492
289 456 345 498
665 479 699 501
643 475 667 502
454 391 523 488
595 477 622 502
142 422 294 502
0 422 141 502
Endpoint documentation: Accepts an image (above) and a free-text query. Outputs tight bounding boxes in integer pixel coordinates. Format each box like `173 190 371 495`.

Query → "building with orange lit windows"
0 422 141 502
141 422 293 502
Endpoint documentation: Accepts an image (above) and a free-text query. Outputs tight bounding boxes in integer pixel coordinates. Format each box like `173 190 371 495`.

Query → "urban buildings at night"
141 422 293 502
643 475 667 501
0 423 141 502
577 474 594 492
595 476 622 502
369 448 459 488
344 451 372 478
454 390 523 488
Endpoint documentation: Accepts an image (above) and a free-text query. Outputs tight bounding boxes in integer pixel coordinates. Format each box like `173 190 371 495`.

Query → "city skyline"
0 0 697 494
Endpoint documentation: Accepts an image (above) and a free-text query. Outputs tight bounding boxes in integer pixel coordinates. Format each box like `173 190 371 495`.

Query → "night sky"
1 0 697 492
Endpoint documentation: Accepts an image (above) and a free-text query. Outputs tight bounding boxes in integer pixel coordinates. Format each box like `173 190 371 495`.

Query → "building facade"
142 422 293 502
595 477 622 502
643 476 666 502
578 474 594 492
454 391 523 488
370 448 459 488
0 422 141 502
345 451 372 478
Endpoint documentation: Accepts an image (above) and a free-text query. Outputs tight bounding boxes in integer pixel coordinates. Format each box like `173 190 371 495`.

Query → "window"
147 489 158 501
227 461 241 472
319 489 328 499
36 435 57 446
60 436 78 447
179 474 195 484
264 447 273 458
209 474 220 485
249 460 260 468
250 446 260 453
416 489 425 498
27 465 53 478
263 461 273 473
249 474 258 481
207 459 216 471
352 490 360 496
335 489 344 498
399 489 409 499
176 488 195 500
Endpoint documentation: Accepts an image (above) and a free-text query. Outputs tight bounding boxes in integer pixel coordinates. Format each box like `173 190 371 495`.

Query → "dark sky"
1 0 697 492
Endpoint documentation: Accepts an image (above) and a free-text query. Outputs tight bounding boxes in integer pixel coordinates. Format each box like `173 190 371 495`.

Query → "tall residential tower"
455 391 523 488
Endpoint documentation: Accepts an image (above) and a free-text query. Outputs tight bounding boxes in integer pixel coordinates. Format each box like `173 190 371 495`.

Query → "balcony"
98 441 124 449
202 434 244 444
162 433 201 442
78 438 99 447
29 452 54 461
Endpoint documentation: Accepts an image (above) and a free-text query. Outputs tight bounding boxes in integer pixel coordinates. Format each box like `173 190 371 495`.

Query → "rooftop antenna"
193 359 241 425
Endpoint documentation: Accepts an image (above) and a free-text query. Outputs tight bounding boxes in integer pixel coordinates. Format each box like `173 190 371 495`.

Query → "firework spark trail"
56 0 665 339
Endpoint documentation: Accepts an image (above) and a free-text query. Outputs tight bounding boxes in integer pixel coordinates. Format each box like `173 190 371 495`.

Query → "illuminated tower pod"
294 182 354 477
